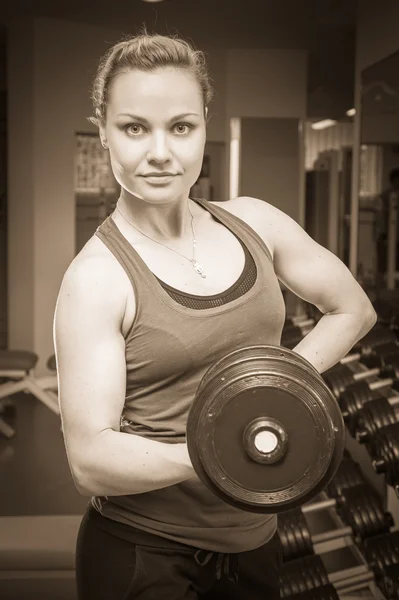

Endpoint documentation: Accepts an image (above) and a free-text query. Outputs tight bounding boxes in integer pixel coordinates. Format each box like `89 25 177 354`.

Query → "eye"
125 124 144 136
173 123 193 135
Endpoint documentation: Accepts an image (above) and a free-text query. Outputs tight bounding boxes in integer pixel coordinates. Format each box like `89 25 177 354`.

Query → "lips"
142 173 176 177
142 174 176 185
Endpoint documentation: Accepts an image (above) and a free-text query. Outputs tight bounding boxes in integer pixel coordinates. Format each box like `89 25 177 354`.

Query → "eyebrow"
116 112 200 123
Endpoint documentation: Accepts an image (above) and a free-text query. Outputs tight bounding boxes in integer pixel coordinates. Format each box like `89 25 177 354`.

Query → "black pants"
76 506 282 599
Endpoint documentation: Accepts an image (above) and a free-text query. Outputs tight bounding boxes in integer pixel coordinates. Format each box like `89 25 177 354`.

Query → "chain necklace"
115 201 207 278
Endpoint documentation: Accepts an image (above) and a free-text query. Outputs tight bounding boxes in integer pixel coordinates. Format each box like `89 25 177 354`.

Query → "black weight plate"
326 458 366 498
323 365 355 399
281 556 328 596
284 586 338 600
382 563 399 599
187 345 345 513
354 327 397 353
371 424 399 486
363 531 399 572
356 398 397 443
339 381 374 433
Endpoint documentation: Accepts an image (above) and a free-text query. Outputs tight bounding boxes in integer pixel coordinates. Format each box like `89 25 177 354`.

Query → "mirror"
359 51 399 305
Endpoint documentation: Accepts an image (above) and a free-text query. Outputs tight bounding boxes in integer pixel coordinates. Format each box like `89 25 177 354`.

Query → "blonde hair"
89 30 214 126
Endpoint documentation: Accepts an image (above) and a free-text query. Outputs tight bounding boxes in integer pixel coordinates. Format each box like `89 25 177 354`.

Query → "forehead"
107 67 202 117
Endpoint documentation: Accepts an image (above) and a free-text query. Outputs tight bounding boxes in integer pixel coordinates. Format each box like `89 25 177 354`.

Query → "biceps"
273 234 370 314
54 289 127 470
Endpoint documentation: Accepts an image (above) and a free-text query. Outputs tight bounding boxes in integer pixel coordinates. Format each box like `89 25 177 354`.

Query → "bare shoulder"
56 235 132 331
209 196 287 256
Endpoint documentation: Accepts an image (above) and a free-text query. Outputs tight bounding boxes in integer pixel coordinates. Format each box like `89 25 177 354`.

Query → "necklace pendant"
192 260 207 278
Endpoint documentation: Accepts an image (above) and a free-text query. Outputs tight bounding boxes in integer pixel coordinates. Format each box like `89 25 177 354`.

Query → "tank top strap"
193 198 273 263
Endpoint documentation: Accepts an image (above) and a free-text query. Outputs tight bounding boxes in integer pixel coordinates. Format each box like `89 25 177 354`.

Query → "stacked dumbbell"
279 454 399 599
321 327 399 497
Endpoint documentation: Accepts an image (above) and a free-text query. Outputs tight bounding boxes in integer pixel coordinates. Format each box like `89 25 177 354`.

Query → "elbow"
71 462 102 497
72 469 95 497
360 306 378 335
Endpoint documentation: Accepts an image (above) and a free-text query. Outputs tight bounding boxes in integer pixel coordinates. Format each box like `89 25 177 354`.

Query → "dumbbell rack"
343 359 399 527
308 492 386 599
281 315 399 599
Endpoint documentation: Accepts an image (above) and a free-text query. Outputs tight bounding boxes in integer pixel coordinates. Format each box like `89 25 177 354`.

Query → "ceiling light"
311 119 337 130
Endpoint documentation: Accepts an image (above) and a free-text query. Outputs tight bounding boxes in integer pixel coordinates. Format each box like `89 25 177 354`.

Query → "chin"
124 182 192 205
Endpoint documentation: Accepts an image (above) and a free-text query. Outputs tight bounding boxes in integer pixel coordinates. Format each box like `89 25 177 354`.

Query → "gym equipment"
338 337 399 369
323 353 399 399
379 563 399 599
279 483 394 562
351 325 398 354
354 396 399 442
362 531 399 572
0 351 59 438
281 584 339 600
369 423 399 489
280 554 376 597
186 345 345 514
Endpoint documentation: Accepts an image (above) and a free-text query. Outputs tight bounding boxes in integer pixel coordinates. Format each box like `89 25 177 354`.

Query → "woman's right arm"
53 254 195 497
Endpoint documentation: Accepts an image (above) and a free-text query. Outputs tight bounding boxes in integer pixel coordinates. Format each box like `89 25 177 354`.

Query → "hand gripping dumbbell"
323 353 399 400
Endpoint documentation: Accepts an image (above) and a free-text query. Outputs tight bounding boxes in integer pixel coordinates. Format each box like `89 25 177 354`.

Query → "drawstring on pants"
194 549 239 584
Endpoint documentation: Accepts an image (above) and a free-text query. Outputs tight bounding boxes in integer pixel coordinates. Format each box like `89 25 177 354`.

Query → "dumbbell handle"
312 525 352 545
332 565 374 590
352 368 382 382
367 379 399 405
302 497 336 514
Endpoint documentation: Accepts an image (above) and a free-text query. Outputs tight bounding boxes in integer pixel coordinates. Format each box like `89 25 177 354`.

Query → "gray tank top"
93 198 286 553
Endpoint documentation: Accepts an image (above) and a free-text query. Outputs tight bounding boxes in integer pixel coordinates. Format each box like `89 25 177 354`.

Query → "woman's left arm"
246 197 378 373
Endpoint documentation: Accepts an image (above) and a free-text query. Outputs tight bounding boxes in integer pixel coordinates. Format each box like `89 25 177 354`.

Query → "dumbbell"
340 380 399 436
279 457 389 559
340 338 399 369
360 532 399 599
379 563 399 599
279 483 394 563
351 325 398 353
361 530 399 574
368 422 399 489
281 584 339 600
323 353 399 400
353 395 399 442
280 553 376 598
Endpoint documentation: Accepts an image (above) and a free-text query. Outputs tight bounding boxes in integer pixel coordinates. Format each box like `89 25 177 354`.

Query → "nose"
147 132 172 164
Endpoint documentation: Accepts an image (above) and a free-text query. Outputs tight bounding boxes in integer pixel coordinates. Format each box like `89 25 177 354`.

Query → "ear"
96 110 107 147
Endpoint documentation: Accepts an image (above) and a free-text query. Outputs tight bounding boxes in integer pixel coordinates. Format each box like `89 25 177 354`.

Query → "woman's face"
101 67 206 205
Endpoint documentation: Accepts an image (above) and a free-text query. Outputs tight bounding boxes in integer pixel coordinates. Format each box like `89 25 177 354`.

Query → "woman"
54 32 376 599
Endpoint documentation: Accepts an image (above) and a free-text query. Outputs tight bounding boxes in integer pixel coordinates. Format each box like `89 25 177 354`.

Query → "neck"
116 191 195 241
